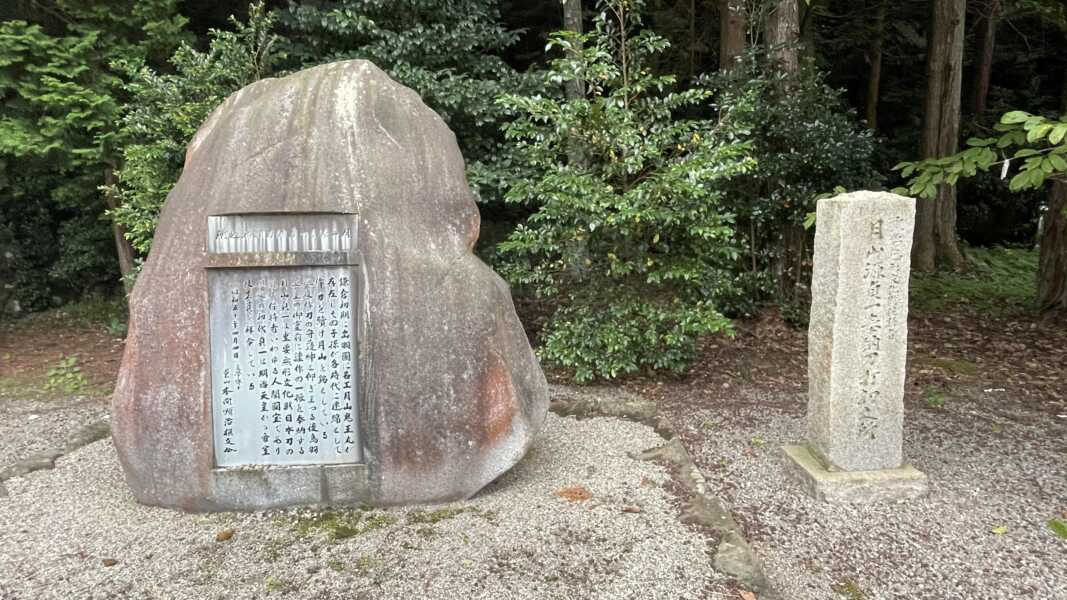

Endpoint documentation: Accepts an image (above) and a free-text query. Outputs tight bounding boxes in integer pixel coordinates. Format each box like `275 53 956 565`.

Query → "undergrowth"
910 245 1037 315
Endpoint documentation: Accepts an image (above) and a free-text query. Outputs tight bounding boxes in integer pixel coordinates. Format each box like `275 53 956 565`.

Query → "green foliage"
497 0 749 382
280 0 539 205
896 111 1067 201
0 0 187 303
923 385 947 409
44 354 88 394
109 3 283 254
708 52 881 304
909 246 1038 314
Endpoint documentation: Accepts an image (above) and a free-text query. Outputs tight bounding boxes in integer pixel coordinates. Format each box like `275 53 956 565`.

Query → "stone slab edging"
0 419 111 496
548 384 777 597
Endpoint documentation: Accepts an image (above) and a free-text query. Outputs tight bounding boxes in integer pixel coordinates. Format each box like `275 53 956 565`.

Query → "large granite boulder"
111 60 549 511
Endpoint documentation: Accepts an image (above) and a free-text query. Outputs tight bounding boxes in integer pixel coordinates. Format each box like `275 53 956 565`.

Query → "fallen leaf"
739 590 757 600
101 558 118 567
216 528 235 542
1049 518 1067 540
622 506 642 513
991 526 1008 535
554 485 592 502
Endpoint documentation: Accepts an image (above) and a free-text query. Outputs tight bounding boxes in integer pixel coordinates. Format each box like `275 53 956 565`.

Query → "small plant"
832 577 866 600
44 354 88 394
1049 518 1067 540
106 317 128 337
923 386 947 409
264 576 289 593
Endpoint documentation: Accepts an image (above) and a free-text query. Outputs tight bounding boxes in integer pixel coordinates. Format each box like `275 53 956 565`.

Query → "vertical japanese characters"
213 267 358 466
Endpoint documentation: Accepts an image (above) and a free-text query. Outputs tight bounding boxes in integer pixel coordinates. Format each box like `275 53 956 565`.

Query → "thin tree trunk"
799 0 816 61
765 0 809 304
1038 181 1067 315
865 0 887 131
719 0 747 71
103 167 136 291
563 0 584 101
971 0 1000 116
765 0 800 74
914 0 967 272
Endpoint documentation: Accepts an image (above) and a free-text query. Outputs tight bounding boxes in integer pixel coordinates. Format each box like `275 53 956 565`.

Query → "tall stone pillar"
783 191 928 503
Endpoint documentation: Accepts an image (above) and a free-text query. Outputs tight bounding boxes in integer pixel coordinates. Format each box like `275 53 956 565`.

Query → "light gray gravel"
680 388 1067 600
0 413 732 600
0 396 107 466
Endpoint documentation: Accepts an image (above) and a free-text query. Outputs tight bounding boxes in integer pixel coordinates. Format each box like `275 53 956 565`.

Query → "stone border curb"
549 384 777 597
0 419 111 494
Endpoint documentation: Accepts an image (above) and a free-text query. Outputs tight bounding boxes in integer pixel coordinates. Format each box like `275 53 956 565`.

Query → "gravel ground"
0 396 107 465
0 412 732 600
675 388 1067 600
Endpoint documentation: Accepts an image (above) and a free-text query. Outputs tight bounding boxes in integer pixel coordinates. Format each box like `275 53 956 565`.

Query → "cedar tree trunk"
971 0 1000 116
1038 181 1067 315
914 0 967 272
719 0 747 70
865 0 887 130
765 0 809 304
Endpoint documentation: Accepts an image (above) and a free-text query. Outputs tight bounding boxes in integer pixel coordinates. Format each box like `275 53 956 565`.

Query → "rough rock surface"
111 60 548 510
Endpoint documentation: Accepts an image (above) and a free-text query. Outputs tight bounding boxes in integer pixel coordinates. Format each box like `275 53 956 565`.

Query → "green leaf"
1014 148 1042 158
1048 154 1067 172
1001 111 1031 124
1027 123 1053 143
991 526 1008 535
803 211 816 230
1050 518 1067 539
1050 124 1067 146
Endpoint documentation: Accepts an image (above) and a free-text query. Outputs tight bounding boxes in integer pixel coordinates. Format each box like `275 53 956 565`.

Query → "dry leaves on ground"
554 484 592 502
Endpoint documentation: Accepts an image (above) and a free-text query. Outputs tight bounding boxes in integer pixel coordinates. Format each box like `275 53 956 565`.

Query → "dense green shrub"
708 53 882 311
109 3 282 254
497 0 752 382
280 0 539 206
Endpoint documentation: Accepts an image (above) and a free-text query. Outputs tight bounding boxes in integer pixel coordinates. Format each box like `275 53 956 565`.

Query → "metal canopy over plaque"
206 213 361 468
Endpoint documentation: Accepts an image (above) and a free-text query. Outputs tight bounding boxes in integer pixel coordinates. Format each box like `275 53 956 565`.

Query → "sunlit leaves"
895 110 1067 198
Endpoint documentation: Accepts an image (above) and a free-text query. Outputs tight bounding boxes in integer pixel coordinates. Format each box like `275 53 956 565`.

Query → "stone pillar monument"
782 191 928 503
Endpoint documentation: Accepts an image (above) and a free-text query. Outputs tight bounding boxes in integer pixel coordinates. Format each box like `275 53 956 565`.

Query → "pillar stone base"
781 445 928 504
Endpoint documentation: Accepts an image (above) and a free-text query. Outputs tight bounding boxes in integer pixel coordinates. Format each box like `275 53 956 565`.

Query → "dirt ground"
1 298 1065 598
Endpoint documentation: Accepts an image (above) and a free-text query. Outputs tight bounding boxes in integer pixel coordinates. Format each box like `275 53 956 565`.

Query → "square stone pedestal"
781 445 928 504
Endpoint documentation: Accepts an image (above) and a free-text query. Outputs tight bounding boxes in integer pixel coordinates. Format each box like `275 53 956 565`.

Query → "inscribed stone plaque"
207 213 360 468
807 192 914 472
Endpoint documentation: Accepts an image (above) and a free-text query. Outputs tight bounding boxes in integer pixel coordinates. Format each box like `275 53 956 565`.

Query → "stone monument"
782 191 928 503
111 60 549 511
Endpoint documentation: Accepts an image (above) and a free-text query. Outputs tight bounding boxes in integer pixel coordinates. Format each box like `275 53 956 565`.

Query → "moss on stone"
289 509 398 541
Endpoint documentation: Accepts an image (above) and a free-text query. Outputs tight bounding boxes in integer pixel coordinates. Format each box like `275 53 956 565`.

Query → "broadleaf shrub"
497 0 751 382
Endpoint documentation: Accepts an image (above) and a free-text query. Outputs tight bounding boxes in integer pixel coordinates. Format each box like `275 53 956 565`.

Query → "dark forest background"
1 0 1065 380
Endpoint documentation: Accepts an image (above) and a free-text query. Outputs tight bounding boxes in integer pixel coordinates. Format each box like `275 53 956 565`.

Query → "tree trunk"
971 0 1000 116
563 0 585 101
765 0 800 74
719 0 747 71
799 0 816 62
764 0 809 304
1037 73 1067 317
914 0 967 272
865 0 887 131
103 167 136 291
1038 181 1067 315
